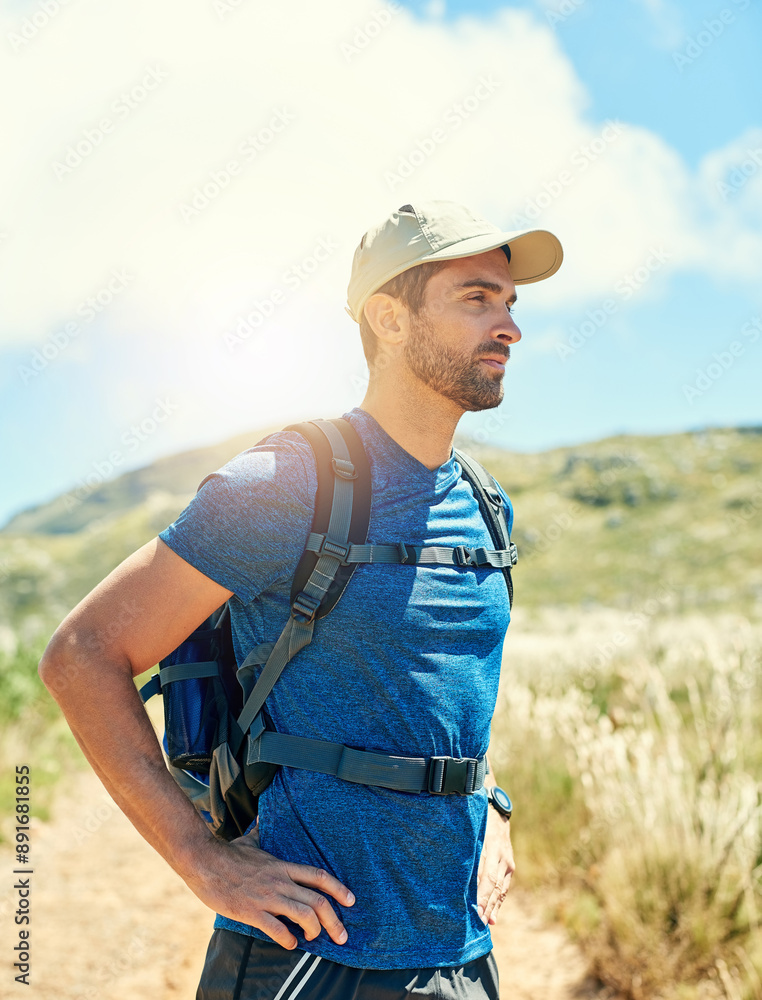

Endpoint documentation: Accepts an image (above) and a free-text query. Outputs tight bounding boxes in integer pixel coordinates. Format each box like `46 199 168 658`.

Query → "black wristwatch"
486 786 512 820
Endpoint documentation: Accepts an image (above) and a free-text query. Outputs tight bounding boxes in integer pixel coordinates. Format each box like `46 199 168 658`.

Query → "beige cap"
346 200 563 323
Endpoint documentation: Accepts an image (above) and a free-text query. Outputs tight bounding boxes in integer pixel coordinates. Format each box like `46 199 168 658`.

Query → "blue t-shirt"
159 407 512 970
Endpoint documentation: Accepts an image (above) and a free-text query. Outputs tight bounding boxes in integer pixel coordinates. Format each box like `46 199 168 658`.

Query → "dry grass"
491 610 762 1000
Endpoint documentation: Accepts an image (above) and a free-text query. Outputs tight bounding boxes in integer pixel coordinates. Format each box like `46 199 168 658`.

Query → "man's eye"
468 294 485 303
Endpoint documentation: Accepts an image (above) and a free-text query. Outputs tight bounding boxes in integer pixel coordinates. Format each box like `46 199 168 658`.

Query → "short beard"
403 311 507 412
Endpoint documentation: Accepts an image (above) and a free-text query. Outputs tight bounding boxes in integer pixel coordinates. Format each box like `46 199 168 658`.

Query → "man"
39 201 562 999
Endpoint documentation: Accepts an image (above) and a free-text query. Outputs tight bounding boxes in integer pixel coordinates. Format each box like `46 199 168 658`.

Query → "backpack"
140 417 517 841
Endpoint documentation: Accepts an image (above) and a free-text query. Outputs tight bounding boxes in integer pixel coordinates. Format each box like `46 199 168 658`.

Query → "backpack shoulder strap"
285 417 371 620
235 417 370 736
453 448 516 609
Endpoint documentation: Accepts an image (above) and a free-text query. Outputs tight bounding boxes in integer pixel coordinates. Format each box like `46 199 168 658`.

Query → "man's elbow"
39 630 77 703
38 625 109 704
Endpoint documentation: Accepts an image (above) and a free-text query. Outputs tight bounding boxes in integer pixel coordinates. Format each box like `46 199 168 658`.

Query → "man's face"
402 248 521 412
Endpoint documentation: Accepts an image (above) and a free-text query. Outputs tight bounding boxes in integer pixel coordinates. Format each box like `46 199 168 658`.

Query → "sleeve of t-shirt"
158 430 318 605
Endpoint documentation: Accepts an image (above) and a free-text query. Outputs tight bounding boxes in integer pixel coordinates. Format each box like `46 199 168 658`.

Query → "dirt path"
1 766 609 1000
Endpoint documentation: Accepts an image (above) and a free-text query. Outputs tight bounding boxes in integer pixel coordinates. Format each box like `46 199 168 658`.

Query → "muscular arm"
38 537 354 948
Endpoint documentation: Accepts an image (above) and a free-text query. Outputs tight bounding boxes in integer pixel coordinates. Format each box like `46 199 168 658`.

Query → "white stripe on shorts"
287 955 322 999
272 952 310 1000
271 952 322 1000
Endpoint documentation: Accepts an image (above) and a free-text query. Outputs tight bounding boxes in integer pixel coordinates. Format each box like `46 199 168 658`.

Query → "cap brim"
420 228 563 284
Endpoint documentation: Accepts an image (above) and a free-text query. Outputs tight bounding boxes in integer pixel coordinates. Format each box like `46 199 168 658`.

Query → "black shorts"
197 928 500 1000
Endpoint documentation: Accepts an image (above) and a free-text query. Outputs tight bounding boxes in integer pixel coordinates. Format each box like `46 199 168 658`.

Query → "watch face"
491 787 513 817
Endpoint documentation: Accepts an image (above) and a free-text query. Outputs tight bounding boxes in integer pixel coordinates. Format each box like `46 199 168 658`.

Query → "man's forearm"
39 633 215 879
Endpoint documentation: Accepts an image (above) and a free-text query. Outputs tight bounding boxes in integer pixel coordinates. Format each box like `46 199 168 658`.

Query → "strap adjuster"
397 541 416 564
331 457 357 480
291 591 321 623
509 542 518 566
316 535 351 563
427 756 480 795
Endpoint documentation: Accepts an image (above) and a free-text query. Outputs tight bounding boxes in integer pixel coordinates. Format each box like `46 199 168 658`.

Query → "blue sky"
1 0 760 527
410 0 760 166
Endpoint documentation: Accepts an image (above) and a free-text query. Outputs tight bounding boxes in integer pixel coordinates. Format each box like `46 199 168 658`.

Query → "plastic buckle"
427 756 478 795
454 545 479 567
397 541 412 564
291 592 321 623
509 542 518 566
485 487 504 508
331 457 357 480
317 535 351 563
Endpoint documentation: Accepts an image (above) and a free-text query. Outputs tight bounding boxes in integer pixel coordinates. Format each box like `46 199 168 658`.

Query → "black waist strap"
247 724 486 795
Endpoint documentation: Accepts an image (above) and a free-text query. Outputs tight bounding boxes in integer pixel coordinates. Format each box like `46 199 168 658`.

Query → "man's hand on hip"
186 829 356 950
477 805 515 925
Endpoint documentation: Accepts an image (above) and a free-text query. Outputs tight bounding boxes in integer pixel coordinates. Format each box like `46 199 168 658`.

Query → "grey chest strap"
303 533 518 569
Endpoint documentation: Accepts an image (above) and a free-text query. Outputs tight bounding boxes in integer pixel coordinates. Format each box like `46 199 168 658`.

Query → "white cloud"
1 0 760 442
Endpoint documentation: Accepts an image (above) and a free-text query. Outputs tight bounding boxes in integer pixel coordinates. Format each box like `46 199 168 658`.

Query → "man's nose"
494 311 521 345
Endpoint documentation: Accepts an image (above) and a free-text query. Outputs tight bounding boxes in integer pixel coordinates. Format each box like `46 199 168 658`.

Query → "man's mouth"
479 351 509 371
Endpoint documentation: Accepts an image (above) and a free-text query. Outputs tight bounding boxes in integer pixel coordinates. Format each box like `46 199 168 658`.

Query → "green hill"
474 424 762 614
2 423 286 536
1 423 761 645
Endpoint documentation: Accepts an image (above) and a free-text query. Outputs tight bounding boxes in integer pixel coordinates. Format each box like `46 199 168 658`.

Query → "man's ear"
363 292 409 347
